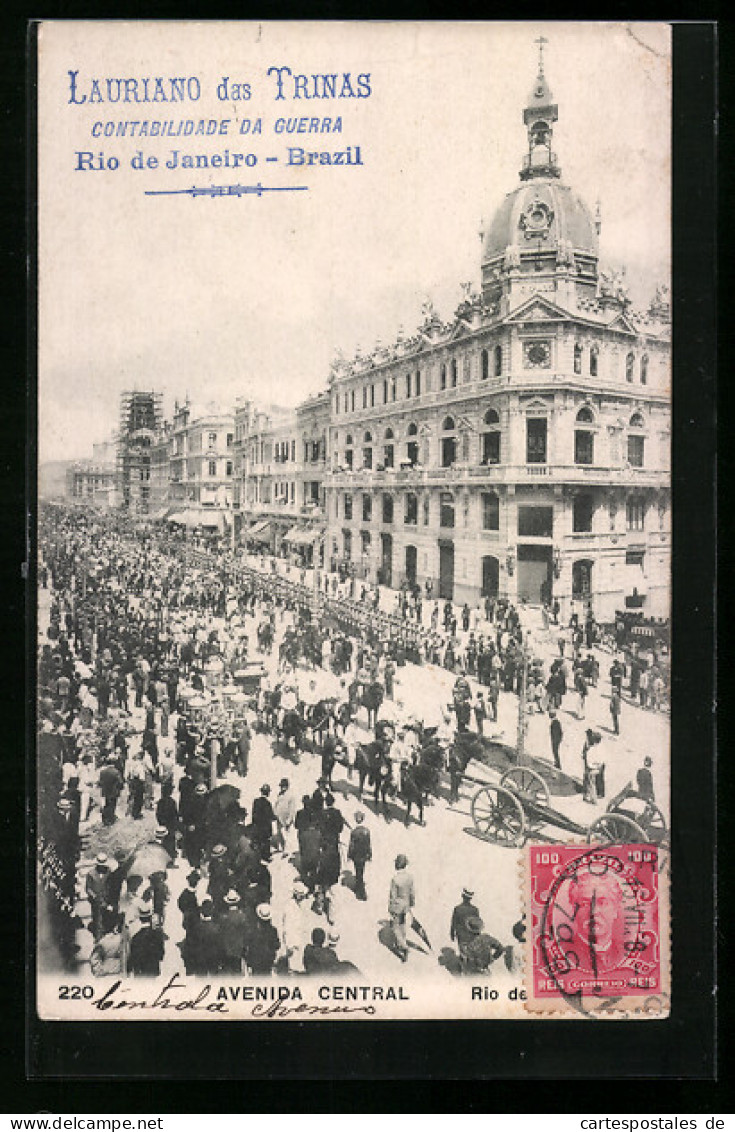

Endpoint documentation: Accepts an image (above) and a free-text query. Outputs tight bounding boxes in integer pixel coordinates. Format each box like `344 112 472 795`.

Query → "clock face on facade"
524 340 551 368
520 199 554 239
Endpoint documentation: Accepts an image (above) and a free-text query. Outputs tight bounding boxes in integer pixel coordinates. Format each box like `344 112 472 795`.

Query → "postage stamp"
525 843 669 1017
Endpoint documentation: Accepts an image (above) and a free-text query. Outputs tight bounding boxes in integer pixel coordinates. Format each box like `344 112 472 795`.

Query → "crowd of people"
37 505 667 981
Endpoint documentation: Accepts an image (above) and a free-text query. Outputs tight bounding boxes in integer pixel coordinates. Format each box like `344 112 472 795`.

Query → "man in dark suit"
128 908 165 976
549 711 563 770
450 887 481 963
347 811 371 901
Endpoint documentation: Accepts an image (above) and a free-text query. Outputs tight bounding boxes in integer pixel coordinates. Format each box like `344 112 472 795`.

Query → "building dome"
482 179 599 265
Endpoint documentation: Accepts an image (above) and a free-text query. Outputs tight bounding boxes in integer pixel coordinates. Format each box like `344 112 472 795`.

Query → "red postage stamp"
527 844 665 1013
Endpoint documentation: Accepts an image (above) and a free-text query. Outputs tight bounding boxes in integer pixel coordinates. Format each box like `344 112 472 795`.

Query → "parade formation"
37 505 670 984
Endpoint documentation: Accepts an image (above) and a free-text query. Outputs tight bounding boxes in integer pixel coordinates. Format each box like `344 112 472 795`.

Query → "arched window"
440 363 447 391
590 345 599 377
451 359 458 387
575 406 595 465
383 428 395 469
406 423 419 467
482 409 501 465
572 560 593 598
441 418 457 467
640 355 649 385
404 492 418 525
440 492 455 529
628 414 645 467
494 345 502 377
626 352 635 382
574 343 583 375
481 349 490 381
362 432 373 470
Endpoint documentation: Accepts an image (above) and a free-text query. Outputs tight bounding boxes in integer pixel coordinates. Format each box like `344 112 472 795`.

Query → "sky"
38 21 671 462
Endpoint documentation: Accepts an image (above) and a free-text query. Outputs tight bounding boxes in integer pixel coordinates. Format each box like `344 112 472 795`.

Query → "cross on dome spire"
535 34 548 75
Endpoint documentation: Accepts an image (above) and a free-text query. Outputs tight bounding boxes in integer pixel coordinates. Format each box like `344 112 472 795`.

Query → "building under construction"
117 390 163 514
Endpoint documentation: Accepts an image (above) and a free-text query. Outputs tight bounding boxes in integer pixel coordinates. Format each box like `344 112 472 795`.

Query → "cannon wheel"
471 784 526 848
637 801 668 843
587 813 647 845
500 766 550 808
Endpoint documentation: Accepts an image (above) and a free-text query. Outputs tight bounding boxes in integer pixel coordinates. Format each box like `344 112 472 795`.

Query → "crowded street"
37 505 670 985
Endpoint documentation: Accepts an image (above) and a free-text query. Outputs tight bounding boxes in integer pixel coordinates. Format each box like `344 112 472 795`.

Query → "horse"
275 706 305 759
355 741 395 812
305 698 336 751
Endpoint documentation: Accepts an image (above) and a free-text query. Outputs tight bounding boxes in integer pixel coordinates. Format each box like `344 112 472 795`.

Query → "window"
451 360 458 387
482 409 501 465
208 432 217 449
481 349 489 381
363 431 373 470
405 493 418 525
406 372 412 399
518 506 554 537
574 343 583 375
382 494 393 524
291 440 296 461
626 550 645 567
383 428 394 468
628 435 645 467
370 385 376 407
627 497 646 531
362 494 372 522
590 346 599 376
226 460 233 476
440 364 447 391
416 370 421 396
464 356 472 383
575 431 594 465
391 378 397 402
423 496 430 525
572 495 594 533
208 460 217 477
363 386 368 409
494 345 502 377
351 390 355 412
440 493 455 529
626 352 635 382
441 417 457 467
383 379 389 404
343 529 352 559
406 423 419 467
482 492 500 531
572 560 593 598
629 412 645 428
344 434 353 470
641 354 649 385
344 494 352 520
361 530 371 556
227 433 233 448
526 418 547 463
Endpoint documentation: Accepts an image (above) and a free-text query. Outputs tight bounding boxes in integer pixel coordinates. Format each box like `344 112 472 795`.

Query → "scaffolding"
117 390 163 514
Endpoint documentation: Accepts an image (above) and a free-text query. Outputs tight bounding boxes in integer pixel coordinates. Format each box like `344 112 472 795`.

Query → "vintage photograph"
35 21 671 1021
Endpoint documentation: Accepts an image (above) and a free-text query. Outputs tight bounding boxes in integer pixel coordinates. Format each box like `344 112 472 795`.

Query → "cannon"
468 764 669 851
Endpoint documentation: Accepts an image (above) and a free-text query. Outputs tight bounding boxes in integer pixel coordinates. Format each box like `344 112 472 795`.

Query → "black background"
1 6 724 1111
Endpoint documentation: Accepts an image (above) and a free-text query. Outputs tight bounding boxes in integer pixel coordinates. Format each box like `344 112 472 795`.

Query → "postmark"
525 844 669 1017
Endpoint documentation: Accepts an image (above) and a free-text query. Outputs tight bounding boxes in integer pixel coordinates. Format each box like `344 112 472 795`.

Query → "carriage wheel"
500 766 550 808
587 813 647 845
471 785 526 848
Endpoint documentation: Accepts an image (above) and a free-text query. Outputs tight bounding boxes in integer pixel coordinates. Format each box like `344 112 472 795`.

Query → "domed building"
323 45 670 622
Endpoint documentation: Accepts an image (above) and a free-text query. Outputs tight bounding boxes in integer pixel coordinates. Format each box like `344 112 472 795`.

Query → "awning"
167 508 227 530
246 518 274 540
283 526 320 547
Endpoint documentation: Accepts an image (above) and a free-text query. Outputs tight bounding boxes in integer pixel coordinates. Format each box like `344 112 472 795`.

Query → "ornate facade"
321 56 670 620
